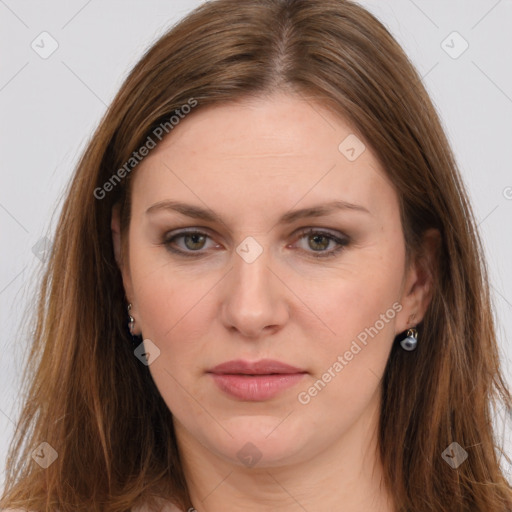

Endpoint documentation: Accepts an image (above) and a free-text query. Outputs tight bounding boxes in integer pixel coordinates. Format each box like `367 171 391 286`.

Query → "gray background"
1 0 511 487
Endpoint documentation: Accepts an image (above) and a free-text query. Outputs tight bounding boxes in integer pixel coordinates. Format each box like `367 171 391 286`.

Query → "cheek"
308 250 404 343
296 248 405 417
133 269 205 344
294 266 403 429
129 247 217 368
130 259 213 414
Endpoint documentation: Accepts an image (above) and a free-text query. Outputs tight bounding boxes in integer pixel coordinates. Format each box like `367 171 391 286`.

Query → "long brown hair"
2 1 511 510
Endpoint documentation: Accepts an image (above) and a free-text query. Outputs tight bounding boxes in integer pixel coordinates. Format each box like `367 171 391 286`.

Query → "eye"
161 228 350 259
162 229 218 257
291 228 350 259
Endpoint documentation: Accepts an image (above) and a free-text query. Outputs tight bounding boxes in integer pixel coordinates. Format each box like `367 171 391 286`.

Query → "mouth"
207 359 307 401
208 358 306 375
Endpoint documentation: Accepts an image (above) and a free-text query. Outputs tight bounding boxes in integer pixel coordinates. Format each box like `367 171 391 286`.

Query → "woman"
1 0 511 511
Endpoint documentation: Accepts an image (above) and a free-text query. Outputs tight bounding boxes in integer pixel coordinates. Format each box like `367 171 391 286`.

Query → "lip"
209 358 305 375
207 359 307 401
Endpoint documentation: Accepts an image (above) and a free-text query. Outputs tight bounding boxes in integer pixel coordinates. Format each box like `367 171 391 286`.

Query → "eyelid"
161 226 350 258
161 228 220 255
291 227 350 259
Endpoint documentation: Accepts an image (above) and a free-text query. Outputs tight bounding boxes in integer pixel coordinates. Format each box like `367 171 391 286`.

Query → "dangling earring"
400 327 418 351
127 303 143 350
127 303 135 335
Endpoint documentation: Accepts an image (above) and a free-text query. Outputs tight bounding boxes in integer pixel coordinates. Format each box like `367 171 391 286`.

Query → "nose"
219 242 289 339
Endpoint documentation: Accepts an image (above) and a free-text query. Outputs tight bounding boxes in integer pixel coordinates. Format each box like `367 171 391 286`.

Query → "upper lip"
208 359 306 375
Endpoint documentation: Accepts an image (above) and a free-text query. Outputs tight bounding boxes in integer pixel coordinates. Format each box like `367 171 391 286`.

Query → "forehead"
150 93 360 161
130 93 396 222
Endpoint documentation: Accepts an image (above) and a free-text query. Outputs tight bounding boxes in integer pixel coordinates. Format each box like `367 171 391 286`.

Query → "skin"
112 92 438 512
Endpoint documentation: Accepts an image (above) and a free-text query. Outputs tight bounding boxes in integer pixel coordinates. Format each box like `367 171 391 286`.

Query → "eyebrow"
145 199 371 224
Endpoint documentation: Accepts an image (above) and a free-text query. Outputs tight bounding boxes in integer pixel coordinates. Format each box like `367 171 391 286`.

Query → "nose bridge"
232 235 273 304
235 238 269 289
220 235 288 337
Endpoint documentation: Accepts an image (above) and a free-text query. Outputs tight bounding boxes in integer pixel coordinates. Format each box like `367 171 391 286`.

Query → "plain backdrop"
1 0 511 489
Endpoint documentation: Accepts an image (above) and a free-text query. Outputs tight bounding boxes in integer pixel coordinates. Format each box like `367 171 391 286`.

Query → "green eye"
293 228 350 259
162 228 350 259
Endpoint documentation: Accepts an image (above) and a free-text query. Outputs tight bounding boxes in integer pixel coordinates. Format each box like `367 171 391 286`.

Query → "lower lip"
209 373 306 401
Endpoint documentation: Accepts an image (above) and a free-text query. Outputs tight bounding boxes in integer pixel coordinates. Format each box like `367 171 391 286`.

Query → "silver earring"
400 327 418 351
127 303 135 335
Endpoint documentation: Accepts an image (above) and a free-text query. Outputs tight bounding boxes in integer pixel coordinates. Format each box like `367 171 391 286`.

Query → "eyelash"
161 228 350 259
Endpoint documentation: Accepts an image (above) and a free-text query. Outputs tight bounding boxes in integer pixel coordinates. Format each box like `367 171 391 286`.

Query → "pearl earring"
400 327 418 351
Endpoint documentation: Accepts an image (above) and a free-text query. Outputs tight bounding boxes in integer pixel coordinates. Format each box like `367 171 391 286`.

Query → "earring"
400 327 418 351
127 303 135 335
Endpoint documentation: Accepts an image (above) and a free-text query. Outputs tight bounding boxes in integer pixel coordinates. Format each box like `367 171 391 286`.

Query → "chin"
204 415 317 468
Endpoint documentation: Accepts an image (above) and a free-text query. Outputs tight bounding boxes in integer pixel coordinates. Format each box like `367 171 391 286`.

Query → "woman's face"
113 92 430 469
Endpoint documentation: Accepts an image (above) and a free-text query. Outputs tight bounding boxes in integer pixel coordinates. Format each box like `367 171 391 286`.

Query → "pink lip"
207 359 307 401
209 358 305 375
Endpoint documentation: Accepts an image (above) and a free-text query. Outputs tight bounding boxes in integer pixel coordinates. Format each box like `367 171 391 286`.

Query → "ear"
395 228 441 334
112 205 143 336
111 203 134 303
